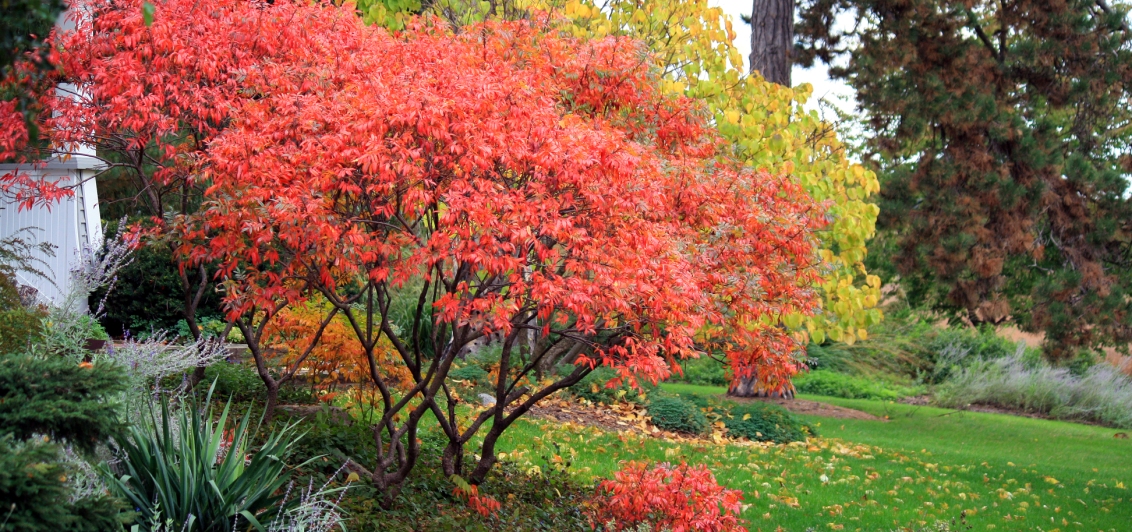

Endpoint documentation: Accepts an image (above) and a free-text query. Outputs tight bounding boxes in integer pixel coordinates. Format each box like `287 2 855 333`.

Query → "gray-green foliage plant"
37 223 134 360
104 385 342 531
934 352 1132 428
0 435 130 532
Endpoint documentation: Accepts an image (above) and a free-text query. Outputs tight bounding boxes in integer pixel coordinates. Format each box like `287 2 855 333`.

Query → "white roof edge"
0 155 104 171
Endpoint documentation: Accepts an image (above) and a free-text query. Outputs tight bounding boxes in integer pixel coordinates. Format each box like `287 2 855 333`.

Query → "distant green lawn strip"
492 383 1131 531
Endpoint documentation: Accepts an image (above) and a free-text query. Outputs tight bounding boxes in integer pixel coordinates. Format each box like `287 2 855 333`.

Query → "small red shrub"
454 484 502 517
592 461 747 532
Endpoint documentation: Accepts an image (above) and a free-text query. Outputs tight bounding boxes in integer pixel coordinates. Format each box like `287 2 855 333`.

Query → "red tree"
29 0 826 503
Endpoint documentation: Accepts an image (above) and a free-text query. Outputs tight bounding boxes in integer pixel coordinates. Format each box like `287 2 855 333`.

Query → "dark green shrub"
278 382 318 405
0 273 45 356
91 220 223 338
0 354 125 452
0 354 132 531
281 408 377 476
647 396 709 435
174 316 243 343
723 402 813 443
202 361 263 402
199 362 317 405
340 458 592 531
924 326 1037 384
384 277 437 358
793 370 920 400
571 367 649 405
0 436 131 532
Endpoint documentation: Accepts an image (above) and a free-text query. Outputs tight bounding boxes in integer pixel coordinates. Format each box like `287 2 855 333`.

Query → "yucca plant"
105 384 313 531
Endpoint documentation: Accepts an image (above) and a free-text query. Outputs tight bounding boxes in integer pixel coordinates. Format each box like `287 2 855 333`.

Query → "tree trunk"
731 5 795 399
728 376 794 399
750 0 793 86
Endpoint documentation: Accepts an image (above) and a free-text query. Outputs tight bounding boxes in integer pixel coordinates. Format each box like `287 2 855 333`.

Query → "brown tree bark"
750 0 794 86
730 0 795 399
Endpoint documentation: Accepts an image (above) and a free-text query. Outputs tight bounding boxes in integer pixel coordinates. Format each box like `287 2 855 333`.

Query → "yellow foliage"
541 0 883 342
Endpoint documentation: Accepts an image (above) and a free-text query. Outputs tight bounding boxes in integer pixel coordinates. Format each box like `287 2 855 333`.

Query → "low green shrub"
339 453 592 531
793 370 921 400
647 396 709 435
282 408 378 476
0 273 45 356
0 354 125 452
923 326 1039 384
0 352 133 531
0 435 131 532
202 361 263 402
802 311 1053 390
571 367 649 405
174 316 244 343
723 402 813 443
199 362 317 405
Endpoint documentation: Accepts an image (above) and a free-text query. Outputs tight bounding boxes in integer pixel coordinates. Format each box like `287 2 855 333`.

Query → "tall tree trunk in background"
729 0 796 399
749 0 793 86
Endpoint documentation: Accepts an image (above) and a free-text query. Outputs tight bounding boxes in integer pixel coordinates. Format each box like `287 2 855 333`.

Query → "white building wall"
0 157 102 306
1 7 103 307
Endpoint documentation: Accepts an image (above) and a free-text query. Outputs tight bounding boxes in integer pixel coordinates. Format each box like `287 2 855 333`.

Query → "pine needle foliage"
0 354 124 454
797 0 1132 359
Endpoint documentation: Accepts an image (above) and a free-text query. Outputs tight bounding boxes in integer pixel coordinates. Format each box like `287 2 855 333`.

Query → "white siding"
0 158 102 306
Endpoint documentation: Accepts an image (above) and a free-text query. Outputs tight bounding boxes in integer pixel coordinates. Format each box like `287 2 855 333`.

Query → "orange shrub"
264 300 411 391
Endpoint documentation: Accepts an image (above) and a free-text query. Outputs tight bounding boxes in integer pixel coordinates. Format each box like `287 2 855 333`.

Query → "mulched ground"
525 398 656 435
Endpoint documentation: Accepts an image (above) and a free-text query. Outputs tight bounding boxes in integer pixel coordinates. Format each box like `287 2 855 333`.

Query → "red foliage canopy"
164 2 825 388
13 0 827 495
5 0 826 387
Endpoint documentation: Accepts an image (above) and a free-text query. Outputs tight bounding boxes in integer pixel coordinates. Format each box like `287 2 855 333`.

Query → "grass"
490 383 1132 531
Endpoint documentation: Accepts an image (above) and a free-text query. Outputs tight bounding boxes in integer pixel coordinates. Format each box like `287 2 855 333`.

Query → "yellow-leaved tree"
355 0 882 394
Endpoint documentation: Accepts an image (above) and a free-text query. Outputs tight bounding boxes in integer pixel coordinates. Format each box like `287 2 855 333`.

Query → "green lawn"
492 384 1131 531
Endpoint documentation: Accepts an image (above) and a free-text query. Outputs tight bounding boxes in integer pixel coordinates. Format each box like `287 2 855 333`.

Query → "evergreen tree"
0 355 130 530
797 0 1132 359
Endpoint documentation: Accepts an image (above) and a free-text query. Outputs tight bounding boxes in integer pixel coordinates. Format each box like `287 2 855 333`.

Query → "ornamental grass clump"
935 352 1132 428
105 385 346 531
